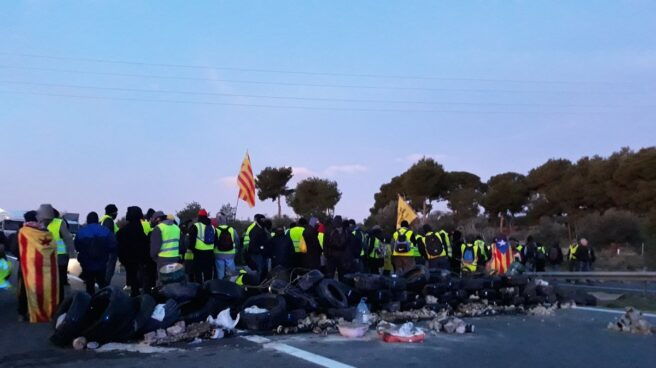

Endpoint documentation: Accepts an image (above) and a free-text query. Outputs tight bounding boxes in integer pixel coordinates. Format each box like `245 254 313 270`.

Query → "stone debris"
527 305 556 317
607 307 653 335
428 316 475 334
456 302 523 317
377 307 439 323
72 336 87 350
166 321 187 336
275 313 341 335
144 322 213 345
425 295 439 304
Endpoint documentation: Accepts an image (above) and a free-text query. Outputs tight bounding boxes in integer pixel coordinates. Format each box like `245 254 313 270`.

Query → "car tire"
132 294 157 337
50 292 92 347
81 286 138 343
381 301 401 313
392 290 409 303
382 276 407 291
240 294 287 331
180 296 227 324
403 265 430 290
316 279 349 309
423 283 449 297
284 309 308 326
479 289 501 301
157 282 202 303
462 278 486 292
504 275 529 287
204 279 244 303
296 270 324 291
142 299 181 334
353 274 385 292
283 286 320 311
367 289 392 305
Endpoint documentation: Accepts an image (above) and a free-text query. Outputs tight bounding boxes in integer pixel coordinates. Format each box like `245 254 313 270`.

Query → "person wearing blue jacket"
75 212 116 294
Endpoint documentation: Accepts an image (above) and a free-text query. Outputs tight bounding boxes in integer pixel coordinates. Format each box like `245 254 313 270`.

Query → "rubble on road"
376 307 439 323
527 305 556 317
455 302 523 317
428 315 475 334
607 307 654 335
144 321 213 345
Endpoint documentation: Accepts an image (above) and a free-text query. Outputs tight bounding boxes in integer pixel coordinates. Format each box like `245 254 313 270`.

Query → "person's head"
37 204 55 223
298 217 308 227
452 230 462 241
105 204 118 219
289 222 297 229
400 220 409 228
526 235 534 244
475 235 483 241
126 206 144 223
24 210 38 223
308 217 319 229
263 219 272 231
86 212 99 224
145 208 155 221
198 209 209 220
151 211 166 225
342 220 350 229
422 224 432 234
579 238 589 246
348 219 356 228
371 225 382 236
273 226 285 237
216 213 228 226
53 208 60 218
332 216 343 227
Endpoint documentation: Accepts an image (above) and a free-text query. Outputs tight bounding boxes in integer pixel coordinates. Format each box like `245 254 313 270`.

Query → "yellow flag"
397 194 417 228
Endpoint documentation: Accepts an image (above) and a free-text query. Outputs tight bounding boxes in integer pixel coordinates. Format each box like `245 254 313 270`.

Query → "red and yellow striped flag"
237 152 256 208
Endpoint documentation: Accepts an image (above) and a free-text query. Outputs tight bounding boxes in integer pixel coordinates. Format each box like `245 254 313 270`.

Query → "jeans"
215 255 236 280
248 254 268 281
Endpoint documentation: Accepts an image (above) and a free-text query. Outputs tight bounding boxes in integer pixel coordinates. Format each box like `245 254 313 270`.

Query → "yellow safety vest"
194 222 215 251
100 215 119 233
47 218 67 255
424 232 449 259
461 243 479 272
242 222 257 251
0 258 13 289
475 239 488 260
184 250 194 261
568 244 578 261
214 225 238 255
392 228 417 257
289 226 305 254
141 220 152 236
157 223 181 258
369 238 383 259
318 233 324 249
439 230 451 247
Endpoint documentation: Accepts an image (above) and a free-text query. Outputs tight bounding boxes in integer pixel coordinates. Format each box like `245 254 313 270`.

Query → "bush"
533 216 568 247
577 209 643 248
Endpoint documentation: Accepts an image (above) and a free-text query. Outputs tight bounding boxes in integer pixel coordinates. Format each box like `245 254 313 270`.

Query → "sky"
1 1 655 222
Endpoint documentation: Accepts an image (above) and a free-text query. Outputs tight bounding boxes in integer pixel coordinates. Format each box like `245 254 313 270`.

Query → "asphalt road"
1 270 654 368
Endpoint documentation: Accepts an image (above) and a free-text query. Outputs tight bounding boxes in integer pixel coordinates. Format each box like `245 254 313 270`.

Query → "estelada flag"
237 152 256 208
18 225 59 323
487 239 514 275
397 194 417 228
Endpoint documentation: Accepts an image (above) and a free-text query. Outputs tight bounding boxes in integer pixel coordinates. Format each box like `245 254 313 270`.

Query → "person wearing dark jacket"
188 209 216 283
300 217 322 270
324 216 353 279
116 206 153 296
100 204 119 284
244 214 270 281
546 242 564 271
75 212 116 294
268 226 295 269
450 230 463 273
574 238 595 272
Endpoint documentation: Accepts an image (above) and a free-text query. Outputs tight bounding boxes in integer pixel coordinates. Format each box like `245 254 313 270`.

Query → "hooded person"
75 212 116 294
268 226 295 269
214 213 239 279
244 214 270 281
117 206 153 296
150 211 184 282
299 217 322 270
324 216 353 280
38 204 73 303
18 209 59 323
188 209 216 283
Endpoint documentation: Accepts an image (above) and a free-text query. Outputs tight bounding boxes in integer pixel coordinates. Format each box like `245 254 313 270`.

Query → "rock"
72 337 87 350
528 305 556 317
608 307 653 335
166 324 185 336
156 329 167 339
143 331 158 345
425 295 438 304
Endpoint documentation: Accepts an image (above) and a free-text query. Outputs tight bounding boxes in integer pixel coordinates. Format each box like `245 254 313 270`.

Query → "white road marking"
242 335 357 368
573 306 656 318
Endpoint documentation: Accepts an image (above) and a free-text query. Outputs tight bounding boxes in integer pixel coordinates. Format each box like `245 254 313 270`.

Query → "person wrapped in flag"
487 235 514 275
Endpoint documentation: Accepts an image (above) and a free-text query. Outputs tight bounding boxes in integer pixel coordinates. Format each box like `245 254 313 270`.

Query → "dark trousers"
325 256 354 281
125 262 140 296
105 253 118 284
367 257 384 274
83 269 108 295
58 264 68 302
248 253 268 282
392 256 416 275
17 270 27 318
427 257 451 271
193 251 215 284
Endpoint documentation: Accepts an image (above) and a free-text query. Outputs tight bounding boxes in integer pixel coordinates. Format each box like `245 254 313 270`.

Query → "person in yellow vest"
39 204 73 302
460 238 479 274
100 204 119 284
188 209 216 283
567 240 579 272
474 235 490 272
392 221 417 274
214 213 239 280
417 224 451 271
149 211 184 282
366 226 385 274
288 218 307 269
0 244 12 289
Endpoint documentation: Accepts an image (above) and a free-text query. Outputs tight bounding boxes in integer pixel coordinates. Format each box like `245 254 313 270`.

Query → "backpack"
424 233 444 259
328 228 348 251
200 223 216 244
395 230 410 253
462 245 475 264
215 227 234 252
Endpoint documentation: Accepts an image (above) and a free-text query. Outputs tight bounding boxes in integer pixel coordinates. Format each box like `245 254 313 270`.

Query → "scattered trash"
55 313 66 329
378 307 439 323
86 342 99 350
607 307 653 335
210 329 225 340
244 306 268 314
354 298 372 324
144 322 213 345
428 316 475 334
528 305 556 317
166 321 187 336
337 322 369 338
380 322 425 343
535 279 549 287
72 336 87 350
151 304 167 322
96 342 183 354
207 308 240 330
425 295 438 304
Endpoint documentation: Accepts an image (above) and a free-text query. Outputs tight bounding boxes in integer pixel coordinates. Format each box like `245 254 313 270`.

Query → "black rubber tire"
296 270 324 291
81 286 138 343
403 265 430 290
454 289 469 301
50 292 92 347
326 307 357 321
159 263 186 285
268 279 291 295
142 299 181 333
438 291 457 305
504 275 529 287
316 279 349 309
335 281 360 305
574 292 597 306
240 294 287 331
132 294 157 337
479 289 501 301
268 266 290 283
341 274 358 288
489 276 504 290
522 284 538 299
423 283 449 297
283 286 320 311
367 289 392 305
284 309 308 326
353 274 385 292
204 279 244 302
381 301 401 313
157 282 201 303
446 277 462 291
536 285 555 297
180 296 228 324
428 269 451 284
382 276 407 291
462 278 486 292
401 298 426 311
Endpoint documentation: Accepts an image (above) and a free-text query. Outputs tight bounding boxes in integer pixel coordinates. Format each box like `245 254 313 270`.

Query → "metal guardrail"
523 271 656 281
